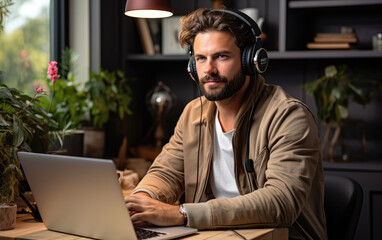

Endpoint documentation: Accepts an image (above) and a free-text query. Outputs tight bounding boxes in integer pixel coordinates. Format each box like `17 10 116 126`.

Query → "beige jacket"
134 76 327 240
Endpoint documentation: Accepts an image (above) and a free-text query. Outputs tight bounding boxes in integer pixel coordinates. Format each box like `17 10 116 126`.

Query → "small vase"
322 119 367 162
0 204 17 230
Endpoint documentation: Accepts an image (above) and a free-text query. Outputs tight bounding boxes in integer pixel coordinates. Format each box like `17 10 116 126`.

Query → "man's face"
193 31 245 101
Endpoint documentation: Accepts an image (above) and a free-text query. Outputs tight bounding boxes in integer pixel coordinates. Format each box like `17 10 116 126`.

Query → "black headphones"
187 8 269 82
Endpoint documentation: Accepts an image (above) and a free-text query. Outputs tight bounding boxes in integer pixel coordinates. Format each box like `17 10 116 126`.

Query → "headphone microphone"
245 159 257 191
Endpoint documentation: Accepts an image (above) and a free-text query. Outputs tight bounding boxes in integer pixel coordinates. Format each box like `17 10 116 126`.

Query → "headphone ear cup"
241 44 257 76
187 56 198 81
254 48 269 74
241 44 269 76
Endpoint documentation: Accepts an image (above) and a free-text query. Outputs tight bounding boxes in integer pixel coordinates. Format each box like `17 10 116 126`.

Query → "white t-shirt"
209 111 240 199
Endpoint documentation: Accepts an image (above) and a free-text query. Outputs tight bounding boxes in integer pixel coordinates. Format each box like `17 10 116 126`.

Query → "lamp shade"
125 0 173 18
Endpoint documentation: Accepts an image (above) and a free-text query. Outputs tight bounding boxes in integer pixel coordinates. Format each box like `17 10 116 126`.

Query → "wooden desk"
1 214 288 240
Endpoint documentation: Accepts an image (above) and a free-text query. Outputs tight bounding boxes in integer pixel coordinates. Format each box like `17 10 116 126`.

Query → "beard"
199 70 246 101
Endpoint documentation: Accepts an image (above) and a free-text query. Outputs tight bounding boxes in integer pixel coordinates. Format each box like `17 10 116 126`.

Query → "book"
315 33 356 38
314 32 358 43
136 18 155 55
314 36 358 43
146 19 162 54
306 42 353 49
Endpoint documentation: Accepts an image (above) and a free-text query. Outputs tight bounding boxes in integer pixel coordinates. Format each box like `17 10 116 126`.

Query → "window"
0 0 50 95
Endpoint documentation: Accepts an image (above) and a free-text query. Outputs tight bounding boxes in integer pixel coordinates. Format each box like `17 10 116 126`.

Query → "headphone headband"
212 8 262 38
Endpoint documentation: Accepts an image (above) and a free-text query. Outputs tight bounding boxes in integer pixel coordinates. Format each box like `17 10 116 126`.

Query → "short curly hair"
179 8 256 52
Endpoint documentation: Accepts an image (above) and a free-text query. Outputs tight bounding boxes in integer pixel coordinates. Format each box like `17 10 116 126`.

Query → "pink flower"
47 61 60 83
46 61 60 113
20 86 45 115
48 61 57 68
35 86 44 93
50 73 59 83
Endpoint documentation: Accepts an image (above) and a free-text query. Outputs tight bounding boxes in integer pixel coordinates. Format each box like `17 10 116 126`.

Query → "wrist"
179 204 188 227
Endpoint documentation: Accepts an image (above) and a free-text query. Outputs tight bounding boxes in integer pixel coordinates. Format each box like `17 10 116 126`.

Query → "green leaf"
12 115 24 147
337 105 348 120
0 113 10 126
325 65 337 77
330 86 341 101
348 83 363 97
0 87 12 98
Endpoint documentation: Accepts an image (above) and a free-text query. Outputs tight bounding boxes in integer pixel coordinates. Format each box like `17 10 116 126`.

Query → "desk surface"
0 214 288 240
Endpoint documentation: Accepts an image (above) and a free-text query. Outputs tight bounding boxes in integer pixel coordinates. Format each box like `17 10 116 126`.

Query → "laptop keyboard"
135 228 167 239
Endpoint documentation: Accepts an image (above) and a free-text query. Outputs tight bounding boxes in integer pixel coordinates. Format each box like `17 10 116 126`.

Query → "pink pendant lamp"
124 0 173 18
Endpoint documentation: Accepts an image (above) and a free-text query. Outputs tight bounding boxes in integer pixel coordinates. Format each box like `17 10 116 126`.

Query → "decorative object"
124 0 173 18
239 8 265 43
162 16 187 55
372 33 382 51
302 64 381 162
117 169 139 189
145 81 176 147
239 8 259 22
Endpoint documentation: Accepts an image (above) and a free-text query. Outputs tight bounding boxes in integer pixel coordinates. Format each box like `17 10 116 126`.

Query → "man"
126 8 327 239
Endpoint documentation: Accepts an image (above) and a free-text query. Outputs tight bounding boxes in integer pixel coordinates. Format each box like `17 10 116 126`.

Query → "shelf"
126 50 382 62
268 50 382 59
289 0 382 9
126 54 188 61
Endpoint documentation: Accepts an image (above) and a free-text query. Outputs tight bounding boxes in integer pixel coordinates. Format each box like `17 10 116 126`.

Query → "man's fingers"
130 212 155 225
126 202 146 213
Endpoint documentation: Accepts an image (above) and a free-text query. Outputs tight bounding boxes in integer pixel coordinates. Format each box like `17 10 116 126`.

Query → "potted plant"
83 68 134 165
36 50 89 155
303 64 380 162
0 83 52 230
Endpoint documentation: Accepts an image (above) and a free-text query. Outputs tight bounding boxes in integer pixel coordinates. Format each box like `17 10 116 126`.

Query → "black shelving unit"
126 0 382 61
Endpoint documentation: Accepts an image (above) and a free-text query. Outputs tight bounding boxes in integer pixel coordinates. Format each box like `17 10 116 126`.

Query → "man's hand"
125 194 184 227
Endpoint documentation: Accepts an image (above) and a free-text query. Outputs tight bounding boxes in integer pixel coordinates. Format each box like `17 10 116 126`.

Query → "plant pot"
0 204 17 230
83 127 105 158
322 119 367 162
49 130 85 156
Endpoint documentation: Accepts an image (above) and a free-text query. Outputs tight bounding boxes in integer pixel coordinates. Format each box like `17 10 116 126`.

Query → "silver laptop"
18 152 197 240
